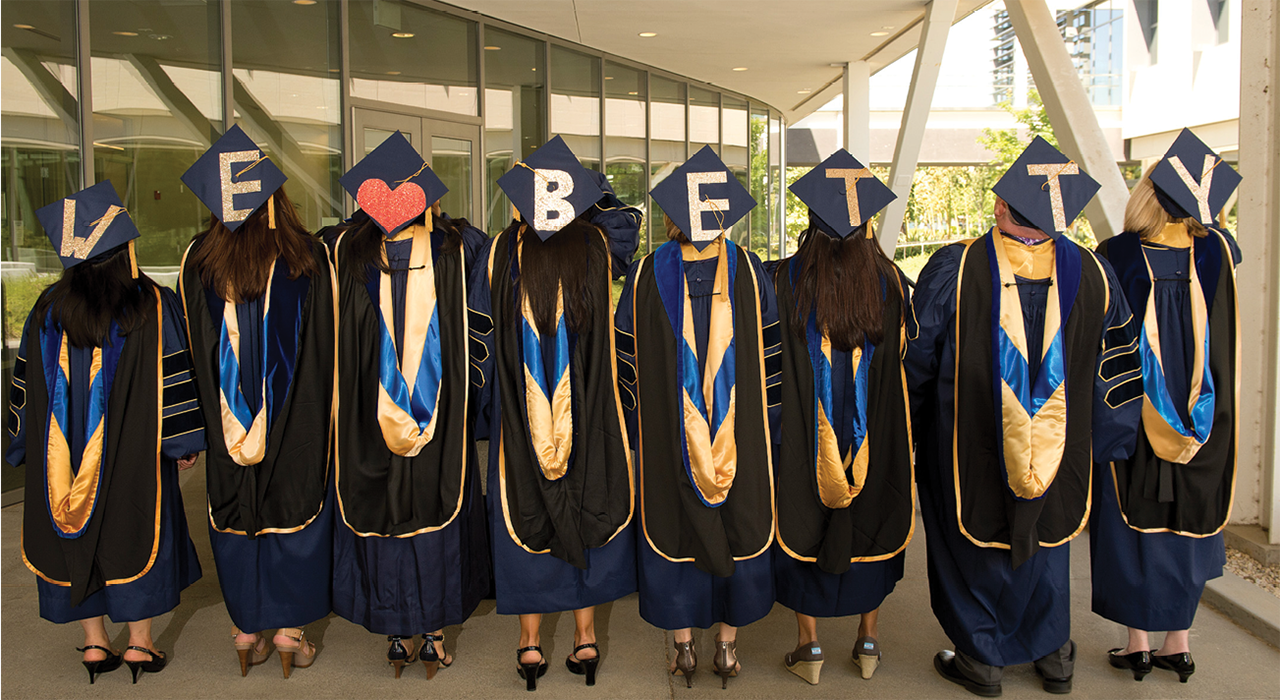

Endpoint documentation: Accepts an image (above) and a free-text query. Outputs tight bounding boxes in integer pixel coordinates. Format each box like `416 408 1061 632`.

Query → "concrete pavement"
3 458 1277 700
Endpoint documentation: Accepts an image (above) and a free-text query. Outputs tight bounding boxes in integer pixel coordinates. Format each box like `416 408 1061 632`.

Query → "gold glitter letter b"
532 168 575 232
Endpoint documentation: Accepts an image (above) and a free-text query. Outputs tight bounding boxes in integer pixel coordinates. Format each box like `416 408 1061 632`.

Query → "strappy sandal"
123 646 167 684
670 640 697 688
420 633 453 680
387 635 419 679
713 637 740 689
77 645 122 684
517 645 548 691
275 628 316 679
233 630 273 677
566 642 601 686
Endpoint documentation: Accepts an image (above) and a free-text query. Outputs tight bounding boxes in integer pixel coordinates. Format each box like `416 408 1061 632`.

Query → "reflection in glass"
234 0 342 232
748 104 769 259
770 114 783 259
349 0 478 116
485 28 545 234
721 94 750 250
689 86 719 156
604 61 647 256
649 75 685 247
90 0 222 279
432 136 472 222
551 46 600 171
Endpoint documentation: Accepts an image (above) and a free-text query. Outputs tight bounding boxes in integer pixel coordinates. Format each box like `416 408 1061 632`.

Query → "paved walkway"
3 461 1277 700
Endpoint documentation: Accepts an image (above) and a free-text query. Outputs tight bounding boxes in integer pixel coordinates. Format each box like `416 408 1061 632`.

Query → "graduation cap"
181 124 287 232
1148 128 1240 225
992 136 1100 237
650 145 756 250
339 131 448 237
35 180 140 270
496 135 603 241
788 149 896 239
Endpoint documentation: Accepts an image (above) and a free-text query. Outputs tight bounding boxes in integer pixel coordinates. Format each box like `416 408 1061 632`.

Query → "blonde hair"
1125 163 1207 240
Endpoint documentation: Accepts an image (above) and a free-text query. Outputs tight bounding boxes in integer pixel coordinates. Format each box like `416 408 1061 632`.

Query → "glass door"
351 107 481 226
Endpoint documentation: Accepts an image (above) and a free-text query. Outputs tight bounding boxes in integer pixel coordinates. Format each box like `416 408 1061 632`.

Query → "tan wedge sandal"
785 642 824 685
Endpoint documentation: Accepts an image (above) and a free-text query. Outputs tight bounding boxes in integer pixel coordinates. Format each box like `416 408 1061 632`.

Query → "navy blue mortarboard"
1148 128 1240 225
788 149 896 239
650 145 756 250
497 135 603 241
35 181 140 270
181 125 287 232
339 131 448 237
992 136 1100 236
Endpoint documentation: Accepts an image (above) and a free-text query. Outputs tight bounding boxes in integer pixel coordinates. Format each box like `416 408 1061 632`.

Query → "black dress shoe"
1153 652 1195 683
1034 665 1073 694
1107 648 1152 681
934 650 1002 697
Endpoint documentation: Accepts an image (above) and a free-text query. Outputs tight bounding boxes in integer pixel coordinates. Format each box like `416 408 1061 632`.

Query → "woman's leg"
796 613 819 646
519 614 543 664
1156 629 1190 656
123 619 158 663
79 616 113 662
571 607 597 660
426 628 453 665
717 623 737 643
858 608 880 639
1125 627 1152 654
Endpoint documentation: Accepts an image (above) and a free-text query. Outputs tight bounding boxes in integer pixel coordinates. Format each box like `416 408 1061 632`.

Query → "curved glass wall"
485 27 544 233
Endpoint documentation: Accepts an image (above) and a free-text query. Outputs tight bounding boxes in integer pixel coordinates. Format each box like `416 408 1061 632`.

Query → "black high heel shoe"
421 633 453 680
516 645 548 691
566 643 601 686
77 645 122 684
1107 648 1152 681
123 646 167 684
387 635 418 679
1153 652 1195 683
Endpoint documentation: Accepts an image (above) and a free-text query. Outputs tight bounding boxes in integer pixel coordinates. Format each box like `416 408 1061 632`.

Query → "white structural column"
1238 0 1280 542
1004 0 1127 241
879 0 958 255
843 61 871 161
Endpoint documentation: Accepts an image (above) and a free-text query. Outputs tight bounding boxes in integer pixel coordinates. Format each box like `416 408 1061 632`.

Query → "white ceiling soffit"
450 0 992 123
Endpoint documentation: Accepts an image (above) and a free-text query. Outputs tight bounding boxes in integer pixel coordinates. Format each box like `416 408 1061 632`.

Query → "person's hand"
178 454 199 470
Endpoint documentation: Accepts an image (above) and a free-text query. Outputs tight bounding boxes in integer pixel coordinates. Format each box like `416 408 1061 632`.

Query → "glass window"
432 135 472 222
688 86 719 156
485 28 545 234
234 0 342 232
349 0 478 116
649 75 685 246
722 95 750 251
604 61 647 256
550 45 600 171
748 104 770 259
770 112 783 259
2 1 81 474
90 0 223 278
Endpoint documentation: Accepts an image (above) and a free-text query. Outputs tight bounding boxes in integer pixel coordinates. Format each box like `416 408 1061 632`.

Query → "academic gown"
904 232 1140 668
329 221 491 635
182 240 336 634
1089 229 1241 631
7 285 203 623
470 216 640 616
772 258 913 619
616 240 781 631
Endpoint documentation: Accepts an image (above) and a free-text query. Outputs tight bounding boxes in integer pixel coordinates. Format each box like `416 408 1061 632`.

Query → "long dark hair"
514 217 607 337
188 187 319 302
785 216 898 351
340 206 463 285
32 244 156 348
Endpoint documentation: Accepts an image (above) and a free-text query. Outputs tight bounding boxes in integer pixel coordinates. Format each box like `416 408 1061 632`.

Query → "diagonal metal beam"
2 47 78 127
232 76 340 213
125 54 217 146
1005 0 1128 241
878 0 958 255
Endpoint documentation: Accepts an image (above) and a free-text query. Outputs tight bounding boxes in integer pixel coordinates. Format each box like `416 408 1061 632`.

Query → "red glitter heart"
357 179 427 234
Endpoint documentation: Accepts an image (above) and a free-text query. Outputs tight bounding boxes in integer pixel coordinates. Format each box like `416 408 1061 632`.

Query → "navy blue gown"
1089 238 1236 631
330 228 491 635
616 244 779 631
7 287 203 623
470 228 639 616
904 235 1140 667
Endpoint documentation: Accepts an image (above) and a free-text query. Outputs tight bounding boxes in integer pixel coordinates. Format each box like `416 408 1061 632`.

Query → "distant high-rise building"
991 1 1124 106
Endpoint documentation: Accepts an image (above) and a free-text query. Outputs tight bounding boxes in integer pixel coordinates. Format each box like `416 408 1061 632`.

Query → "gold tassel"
268 194 276 229
128 240 139 279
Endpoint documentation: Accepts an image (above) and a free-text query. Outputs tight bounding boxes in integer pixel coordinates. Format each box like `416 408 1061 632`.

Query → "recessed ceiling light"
292 0 317 5
605 76 614 80
484 45 501 50
113 31 138 36
386 70 402 75
638 32 657 37
732 67 748 71
13 24 34 29
392 32 414 38
329 68 340 72
870 31 889 36
627 91 638 95
797 89 811 94
531 67 537 71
